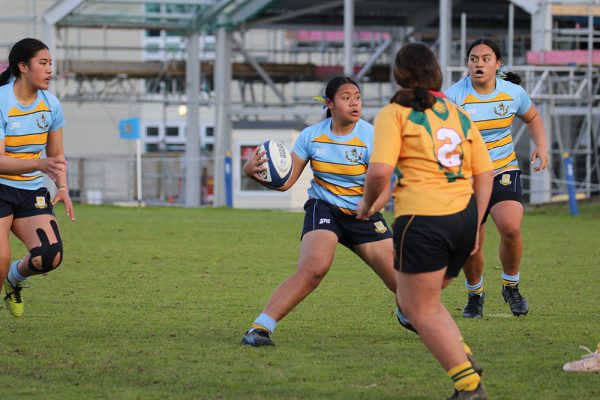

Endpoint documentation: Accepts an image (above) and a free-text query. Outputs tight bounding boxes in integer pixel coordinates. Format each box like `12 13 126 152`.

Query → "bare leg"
396 269 467 370
463 224 486 286
11 214 62 278
261 230 338 321
490 201 523 276
0 216 13 284
353 238 396 293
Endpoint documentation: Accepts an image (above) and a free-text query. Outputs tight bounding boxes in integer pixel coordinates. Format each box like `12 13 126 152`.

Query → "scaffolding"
3 0 597 206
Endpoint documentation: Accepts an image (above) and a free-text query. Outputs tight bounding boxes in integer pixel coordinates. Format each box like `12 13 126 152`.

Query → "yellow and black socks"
447 361 480 392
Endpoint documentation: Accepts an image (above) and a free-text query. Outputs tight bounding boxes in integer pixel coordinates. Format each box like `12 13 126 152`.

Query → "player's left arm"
46 128 75 221
519 104 548 172
357 162 394 220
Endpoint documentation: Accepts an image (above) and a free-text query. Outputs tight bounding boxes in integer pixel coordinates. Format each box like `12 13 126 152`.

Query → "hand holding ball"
258 140 293 188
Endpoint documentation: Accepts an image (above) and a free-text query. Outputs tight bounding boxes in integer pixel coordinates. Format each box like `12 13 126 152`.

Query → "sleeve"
0 110 6 139
469 126 494 175
370 104 402 168
515 85 533 117
444 81 462 105
292 129 310 161
49 95 65 132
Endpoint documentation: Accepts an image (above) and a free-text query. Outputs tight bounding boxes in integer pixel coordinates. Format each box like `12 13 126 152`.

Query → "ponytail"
390 87 436 112
0 67 11 86
501 71 522 85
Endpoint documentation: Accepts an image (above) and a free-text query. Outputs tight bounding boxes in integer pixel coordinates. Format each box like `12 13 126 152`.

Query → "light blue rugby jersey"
445 75 532 175
0 81 65 190
293 118 373 214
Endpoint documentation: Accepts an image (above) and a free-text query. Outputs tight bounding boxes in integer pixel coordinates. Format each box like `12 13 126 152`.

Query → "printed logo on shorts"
499 173 512 186
319 218 331 224
34 196 47 209
374 221 388 234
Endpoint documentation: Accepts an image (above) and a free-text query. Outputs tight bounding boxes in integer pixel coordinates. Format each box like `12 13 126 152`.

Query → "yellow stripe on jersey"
462 92 514 106
311 133 367 148
311 159 367 176
492 152 517 170
313 176 363 196
4 151 42 160
475 115 515 132
496 165 520 175
486 134 513 150
8 101 50 117
4 132 48 147
0 173 44 181
337 206 356 216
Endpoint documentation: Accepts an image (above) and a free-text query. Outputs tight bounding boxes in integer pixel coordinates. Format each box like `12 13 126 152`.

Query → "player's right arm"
242 147 307 192
0 140 66 180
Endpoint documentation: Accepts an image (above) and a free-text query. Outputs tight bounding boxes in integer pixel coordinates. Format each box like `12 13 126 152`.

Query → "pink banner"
527 50 600 65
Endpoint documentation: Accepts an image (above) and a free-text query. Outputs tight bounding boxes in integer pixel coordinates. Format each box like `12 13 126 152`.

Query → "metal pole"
439 0 452 88
343 0 354 76
508 2 514 67
136 137 142 204
185 31 201 207
213 27 232 207
586 0 593 197
460 12 466 68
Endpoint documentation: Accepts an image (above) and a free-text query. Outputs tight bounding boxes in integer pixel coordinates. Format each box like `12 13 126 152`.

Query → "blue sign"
119 117 140 140
562 153 579 216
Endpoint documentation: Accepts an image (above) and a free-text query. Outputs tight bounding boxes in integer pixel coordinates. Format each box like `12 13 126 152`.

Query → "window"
143 124 185 153
146 126 159 137
165 126 179 137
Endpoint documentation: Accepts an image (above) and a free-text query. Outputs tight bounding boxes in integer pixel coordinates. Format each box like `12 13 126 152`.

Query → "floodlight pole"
343 0 354 77
439 0 452 90
213 27 233 207
185 31 201 207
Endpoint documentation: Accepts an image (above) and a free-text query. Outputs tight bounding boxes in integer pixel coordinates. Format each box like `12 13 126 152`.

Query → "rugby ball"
259 140 293 188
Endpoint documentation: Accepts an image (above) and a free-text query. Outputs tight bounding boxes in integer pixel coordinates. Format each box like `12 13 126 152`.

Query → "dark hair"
323 76 360 118
390 43 442 112
467 38 521 85
0 38 49 86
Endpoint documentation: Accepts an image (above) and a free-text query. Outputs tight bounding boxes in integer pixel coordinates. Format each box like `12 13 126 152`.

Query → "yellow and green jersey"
371 96 493 218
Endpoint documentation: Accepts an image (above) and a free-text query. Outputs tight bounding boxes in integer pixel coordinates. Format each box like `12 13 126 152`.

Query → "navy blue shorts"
392 196 478 278
301 198 392 249
482 170 523 224
0 185 55 219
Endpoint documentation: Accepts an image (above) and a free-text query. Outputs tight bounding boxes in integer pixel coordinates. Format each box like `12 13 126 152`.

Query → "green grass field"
0 201 598 399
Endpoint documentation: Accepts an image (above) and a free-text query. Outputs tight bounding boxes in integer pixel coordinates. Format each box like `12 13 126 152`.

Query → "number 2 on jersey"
436 128 463 168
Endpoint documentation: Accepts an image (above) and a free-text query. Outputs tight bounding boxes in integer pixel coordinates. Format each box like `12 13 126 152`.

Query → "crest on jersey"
493 103 508 117
433 101 447 114
374 221 388 234
500 173 512 186
345 148 363 163
35 196 47 209
36 113 49 130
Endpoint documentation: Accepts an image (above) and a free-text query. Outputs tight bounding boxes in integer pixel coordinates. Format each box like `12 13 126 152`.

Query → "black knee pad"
28 220 63 273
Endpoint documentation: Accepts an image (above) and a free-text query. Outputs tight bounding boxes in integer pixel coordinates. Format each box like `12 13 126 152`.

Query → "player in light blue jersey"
0 38 75 318
240 77 396 347
445 38 548 318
